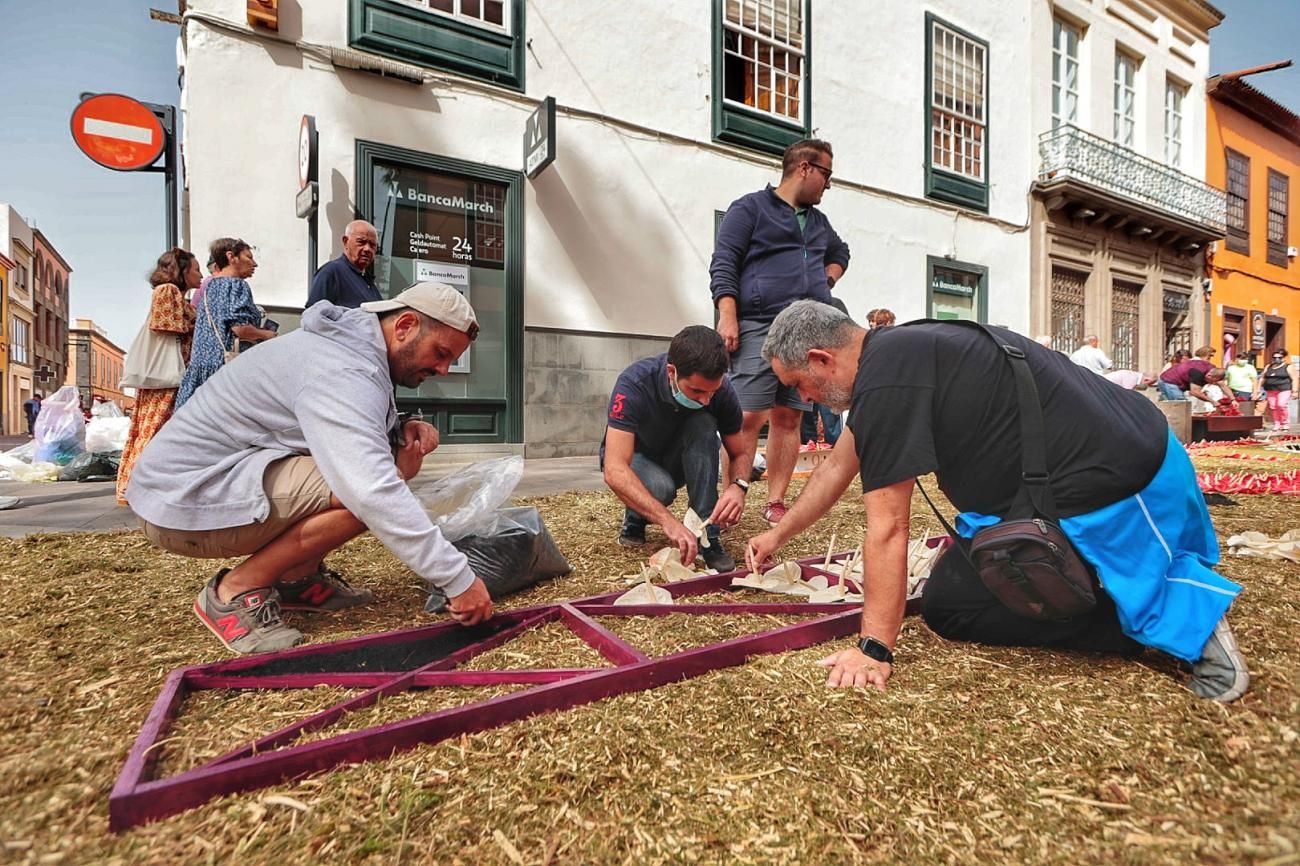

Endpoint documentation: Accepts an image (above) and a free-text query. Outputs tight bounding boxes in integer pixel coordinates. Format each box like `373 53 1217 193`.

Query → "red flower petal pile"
1197 470 1300 495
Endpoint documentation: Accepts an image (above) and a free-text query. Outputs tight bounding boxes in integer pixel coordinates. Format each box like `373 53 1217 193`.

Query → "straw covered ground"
2 442 1298 865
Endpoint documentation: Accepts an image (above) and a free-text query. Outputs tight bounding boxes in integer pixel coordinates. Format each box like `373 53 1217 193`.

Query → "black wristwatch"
732 478 750 495
856 636 894 665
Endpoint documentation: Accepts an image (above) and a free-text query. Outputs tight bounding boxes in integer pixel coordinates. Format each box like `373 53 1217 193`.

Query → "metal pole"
162 105 177 250
142 101 178 250
308 130 319 288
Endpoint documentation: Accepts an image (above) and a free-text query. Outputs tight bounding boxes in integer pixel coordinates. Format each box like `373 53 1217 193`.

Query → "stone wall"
524 328 670 459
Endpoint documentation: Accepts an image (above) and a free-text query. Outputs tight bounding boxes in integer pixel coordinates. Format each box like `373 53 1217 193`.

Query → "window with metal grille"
1111 280 1141 371
1225 149 1250 254
722 0 805 124
424 0 508 32
1052 20 1080 129
1164 80 1184 168
930 20 986 182
1050 267 1087 353
1267 169 1289 267
1163 289 1192 359
1113 52 1137 148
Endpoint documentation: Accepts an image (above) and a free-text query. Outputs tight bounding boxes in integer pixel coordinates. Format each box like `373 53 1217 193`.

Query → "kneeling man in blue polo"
601 326 752 572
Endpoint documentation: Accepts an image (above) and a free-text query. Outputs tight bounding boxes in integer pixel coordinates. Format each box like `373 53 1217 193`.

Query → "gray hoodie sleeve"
293 369 476 598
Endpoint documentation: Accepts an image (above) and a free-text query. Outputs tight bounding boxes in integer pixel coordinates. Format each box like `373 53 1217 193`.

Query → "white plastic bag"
86 416 131 453
411 455 525 542
32 386 86 466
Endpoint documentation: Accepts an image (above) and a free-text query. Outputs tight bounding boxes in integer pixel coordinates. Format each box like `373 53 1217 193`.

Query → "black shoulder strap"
898 319 1059 522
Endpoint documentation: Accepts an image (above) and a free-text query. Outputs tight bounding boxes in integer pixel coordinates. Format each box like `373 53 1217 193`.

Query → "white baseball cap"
360 281 478 335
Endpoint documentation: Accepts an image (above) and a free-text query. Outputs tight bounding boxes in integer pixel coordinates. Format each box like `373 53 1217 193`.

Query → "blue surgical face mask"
669 369 705 410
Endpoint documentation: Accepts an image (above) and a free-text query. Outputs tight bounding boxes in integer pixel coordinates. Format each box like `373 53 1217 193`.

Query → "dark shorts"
730 319 812 412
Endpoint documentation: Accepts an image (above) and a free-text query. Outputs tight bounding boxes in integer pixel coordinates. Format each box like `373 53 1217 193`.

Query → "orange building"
64 319 134 413
1205 69 1300 362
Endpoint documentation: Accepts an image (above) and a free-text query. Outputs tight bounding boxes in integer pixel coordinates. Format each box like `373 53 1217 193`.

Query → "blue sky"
0 0 1296 349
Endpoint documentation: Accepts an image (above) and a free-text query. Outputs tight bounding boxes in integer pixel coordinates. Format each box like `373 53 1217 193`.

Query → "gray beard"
818 380 852 412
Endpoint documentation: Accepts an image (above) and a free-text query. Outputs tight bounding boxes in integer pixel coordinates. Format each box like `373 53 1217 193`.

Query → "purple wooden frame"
110 552 925 830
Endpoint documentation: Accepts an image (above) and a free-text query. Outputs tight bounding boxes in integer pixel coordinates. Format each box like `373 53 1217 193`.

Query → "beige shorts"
141 456 334 558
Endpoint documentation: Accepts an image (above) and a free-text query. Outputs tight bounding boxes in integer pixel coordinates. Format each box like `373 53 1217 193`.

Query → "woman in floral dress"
175 238 277 409
116 248 201 505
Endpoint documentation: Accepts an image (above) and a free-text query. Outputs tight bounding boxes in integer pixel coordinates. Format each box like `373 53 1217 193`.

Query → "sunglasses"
805 161 833 181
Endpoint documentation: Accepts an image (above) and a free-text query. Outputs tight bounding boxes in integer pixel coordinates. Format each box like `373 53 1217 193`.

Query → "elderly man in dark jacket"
710 139 850 528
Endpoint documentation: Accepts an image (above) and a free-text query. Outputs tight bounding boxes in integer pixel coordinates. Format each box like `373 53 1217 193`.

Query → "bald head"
342 220 378 271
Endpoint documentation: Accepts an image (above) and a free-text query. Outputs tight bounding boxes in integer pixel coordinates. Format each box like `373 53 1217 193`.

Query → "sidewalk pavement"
0 450 606 539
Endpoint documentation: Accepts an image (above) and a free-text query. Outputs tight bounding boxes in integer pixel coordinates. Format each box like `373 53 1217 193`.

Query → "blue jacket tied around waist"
709 186 851 323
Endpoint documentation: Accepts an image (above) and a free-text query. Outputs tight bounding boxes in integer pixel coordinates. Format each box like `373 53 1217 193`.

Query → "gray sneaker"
275 567 374 612
1190 617 1250 703
194 569 304 654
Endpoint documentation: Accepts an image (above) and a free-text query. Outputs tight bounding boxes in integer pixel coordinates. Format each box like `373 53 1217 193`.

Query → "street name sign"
70 94 165 171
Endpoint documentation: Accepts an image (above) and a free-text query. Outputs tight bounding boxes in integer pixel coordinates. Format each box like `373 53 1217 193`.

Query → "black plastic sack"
58 451 122 482
425 506 571 613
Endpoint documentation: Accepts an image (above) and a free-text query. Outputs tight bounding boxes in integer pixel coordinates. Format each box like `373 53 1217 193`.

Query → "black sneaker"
194 569 303 655
1190 617 1250 703
700 543 736 573
618 528 647 547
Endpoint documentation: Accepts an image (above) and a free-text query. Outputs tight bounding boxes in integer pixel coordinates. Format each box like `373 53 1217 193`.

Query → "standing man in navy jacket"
709 139 850 525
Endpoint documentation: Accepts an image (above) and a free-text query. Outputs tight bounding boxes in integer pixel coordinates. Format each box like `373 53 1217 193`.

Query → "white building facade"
1028 0 1225 372
177 0 1034 457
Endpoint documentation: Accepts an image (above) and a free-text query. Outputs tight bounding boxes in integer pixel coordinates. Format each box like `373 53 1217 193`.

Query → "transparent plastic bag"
425 507 571 612
411 456 525 543
2 440 36 464
0 453 59 482
33 386 86 466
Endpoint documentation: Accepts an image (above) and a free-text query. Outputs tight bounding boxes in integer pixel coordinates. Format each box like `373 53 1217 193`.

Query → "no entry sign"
70 94 165 171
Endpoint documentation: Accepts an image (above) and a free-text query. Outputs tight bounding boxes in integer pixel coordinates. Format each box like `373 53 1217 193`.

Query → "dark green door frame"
356 139 524 444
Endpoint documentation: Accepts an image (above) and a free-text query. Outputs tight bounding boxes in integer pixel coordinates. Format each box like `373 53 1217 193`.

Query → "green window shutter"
349 0 525 91
711 0 811 156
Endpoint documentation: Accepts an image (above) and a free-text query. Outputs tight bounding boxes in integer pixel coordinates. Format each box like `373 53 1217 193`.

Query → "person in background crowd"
1189 368 1229 414
747 300 1249 703
1069 335 1113 374
1259 350 1296 432
710 138 850 528
1224 354 1259 404
22 393 41 436
117 247 201 505
1162 349 1190 373
176 238 278 409
191 252 219 308
866 308 897 330
1157 346 1215 401
306 220 381 309
1103 370 1157 391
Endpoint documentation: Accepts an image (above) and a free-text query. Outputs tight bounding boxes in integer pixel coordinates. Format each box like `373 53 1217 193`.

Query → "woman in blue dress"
176 238 278 408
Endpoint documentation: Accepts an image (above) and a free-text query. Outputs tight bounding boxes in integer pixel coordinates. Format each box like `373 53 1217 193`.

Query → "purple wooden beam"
574 602 858 617
198 611 554 771
108 668 188 812
108 610 858 830
556 604 649 664
187 668 597 691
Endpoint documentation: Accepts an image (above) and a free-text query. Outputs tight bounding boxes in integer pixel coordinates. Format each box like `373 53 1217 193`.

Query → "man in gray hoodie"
128 282 493 654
